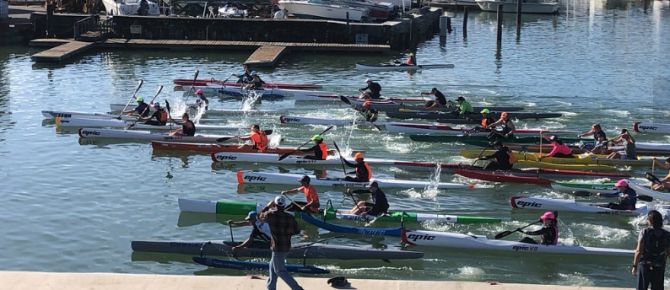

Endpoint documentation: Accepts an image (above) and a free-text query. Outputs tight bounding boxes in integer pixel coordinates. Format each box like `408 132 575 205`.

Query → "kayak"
213 152 395 166
132 239 423 260
455 168 552 185
386 110 562 121
387 123 573 136
509 196 665 215
628 180 670 202
212 86 337 101
460 149 653 167
42 110 138 120
236 170 474 190
172 78 322 89
300 211 402 236
355 63 455 71
345 97 524 112
279 115 372 127
152 141 345 156
78 128 237 143
551 182 617 195
400 229 633 257
411 135 584 144
633 121 670 134
514 160 619 171
193 256 329 274
177 198 502 224
56 117 237 132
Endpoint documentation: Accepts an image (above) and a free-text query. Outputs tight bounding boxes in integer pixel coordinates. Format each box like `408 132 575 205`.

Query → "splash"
241 90 262 111
191 103 207 124
421 161 442 199
555 273 594 286
448 266 486 280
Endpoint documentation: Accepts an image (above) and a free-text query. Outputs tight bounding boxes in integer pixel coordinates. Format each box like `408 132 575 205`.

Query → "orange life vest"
250 131 268 151
318 142 328 160
481 118 489 128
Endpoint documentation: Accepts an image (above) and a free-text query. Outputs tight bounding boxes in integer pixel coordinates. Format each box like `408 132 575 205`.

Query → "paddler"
349 181 389 217
422 87 451 110
281 175 320 214
244 71 265 90
341 152 373 182
239 124 269 152
403 51 416 66
475 108 495 132
299 134 329 160
227 211 272 252
236 65 253 84
356 101 379 122
597 179 637 210
578 123 608 154
360 79 382 99
123 96 151 118
651 157 670 191
194 89 209 110
487 112 516 139
607 129 637 160
518 211 559 245
140 102 168 126
539 136 574 158
169 113 196 137
455 96 473 116
477 140 514 170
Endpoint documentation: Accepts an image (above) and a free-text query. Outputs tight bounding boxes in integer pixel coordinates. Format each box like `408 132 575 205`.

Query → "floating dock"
30 40 94 62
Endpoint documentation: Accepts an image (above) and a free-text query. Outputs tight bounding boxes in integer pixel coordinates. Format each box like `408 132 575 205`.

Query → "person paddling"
299 135 329 160
356 101 379 122
123 96 151 118
476 108 496 131
140 102 168 126
349 181 389 217
477 140 514 170
422 87 450 110
360 79 382 99
341 152 373 182
455 96 473 116
518 211 559 245
194 89 209 110
281 175 320 214
607 129 637 160
487 112 516 139
597 179 637 210
632 210 670 290
236 65 253 84
403 52 416 66
228 211 272 252
651 157 670 191
244 71 265 90
240 124 269 152
170 113 196 136
579 123 608 154
540 136 574 158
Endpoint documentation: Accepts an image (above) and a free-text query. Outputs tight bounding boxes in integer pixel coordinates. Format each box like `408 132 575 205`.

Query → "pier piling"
516 0 522 39
496 4 503 47
462 7 468 39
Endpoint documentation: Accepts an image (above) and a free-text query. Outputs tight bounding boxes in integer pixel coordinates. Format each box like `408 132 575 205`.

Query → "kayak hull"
172 78 322 89
78 128 232 143
633 121 670 134
551 182 617 195
628 181 670 202
57 117 236 132
509 196 659 215
460 149 652 167
387 110 562 121
193 256 329 274
455 168 552 185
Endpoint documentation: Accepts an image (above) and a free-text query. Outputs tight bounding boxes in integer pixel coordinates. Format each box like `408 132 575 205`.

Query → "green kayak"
551 182 617 195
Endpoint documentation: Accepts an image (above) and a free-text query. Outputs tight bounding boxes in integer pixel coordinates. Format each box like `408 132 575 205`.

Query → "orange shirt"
250 131 268 151
300 185 320 213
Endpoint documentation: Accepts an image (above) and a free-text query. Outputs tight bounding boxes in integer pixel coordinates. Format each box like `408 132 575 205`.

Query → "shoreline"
0 271 629 290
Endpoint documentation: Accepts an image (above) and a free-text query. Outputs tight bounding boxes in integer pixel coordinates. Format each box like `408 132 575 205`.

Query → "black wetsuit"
360 82 382 99
482 147 513 170
182 120 196 136
352 188 389 216
134 102 151 118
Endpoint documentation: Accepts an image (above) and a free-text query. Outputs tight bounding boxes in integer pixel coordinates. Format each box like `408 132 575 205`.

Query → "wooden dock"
30 40 94 62
244 46 287 67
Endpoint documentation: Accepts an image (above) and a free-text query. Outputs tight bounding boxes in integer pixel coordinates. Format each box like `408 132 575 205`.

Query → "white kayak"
57 117 238 132
236 170 473 190
43 110 138 121
635 142 670 153
634 121 670 134
401 229 633 257
355 63 455 71
279 115 379 127
509 196 666 215
628 180 670 202
78 128 236 143
212 152 387 165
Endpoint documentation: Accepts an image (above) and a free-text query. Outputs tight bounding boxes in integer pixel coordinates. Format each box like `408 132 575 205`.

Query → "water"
1 0 670 286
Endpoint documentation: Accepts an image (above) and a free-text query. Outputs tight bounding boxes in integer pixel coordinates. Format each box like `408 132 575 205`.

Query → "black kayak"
385 110 562 122
193 256 330 274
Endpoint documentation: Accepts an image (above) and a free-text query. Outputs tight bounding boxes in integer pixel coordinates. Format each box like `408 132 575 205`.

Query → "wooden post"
462 7 468 39
447 17 452 33
516 0 522 38
496 4 503 47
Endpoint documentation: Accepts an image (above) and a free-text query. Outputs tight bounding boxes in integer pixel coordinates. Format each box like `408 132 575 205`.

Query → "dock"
244 46 287 67
30 40 94 62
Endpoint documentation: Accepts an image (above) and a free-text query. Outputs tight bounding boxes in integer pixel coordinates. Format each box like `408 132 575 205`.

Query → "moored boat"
279 0 369 22
355 63 455 71
475 0 559 14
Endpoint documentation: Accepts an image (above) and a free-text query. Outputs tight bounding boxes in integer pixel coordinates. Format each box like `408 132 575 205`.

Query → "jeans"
637 262 665 290
267 251 302 290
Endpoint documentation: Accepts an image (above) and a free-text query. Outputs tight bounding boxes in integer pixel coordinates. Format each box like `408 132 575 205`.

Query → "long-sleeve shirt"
600 187 637 207
545 142 572 157
259 209 300 252
342 159 372 181
360 82 382 99
525 225 558 245
352 188 389 213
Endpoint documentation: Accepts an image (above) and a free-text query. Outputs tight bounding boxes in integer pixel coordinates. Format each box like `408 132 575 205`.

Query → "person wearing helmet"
598 179 637 210
123 96 151 118
540 136 574 158
476 108 496 131
299 134 329 160
140 101 169 126
258 195 302 290
349 181 389 217
239 124 269 152
487 111 516 139
454 96 473 116
359 79 382 99
194 89 209 110
607 129 637 160
244 71 265 90
169 113 196 136
341 152 373 182
579 123 609 154
422 87 452 110
355 101 379 122
236 65 253 84
477 140 514 170
518 211 559 245
281 175 320 213
227 211 272 252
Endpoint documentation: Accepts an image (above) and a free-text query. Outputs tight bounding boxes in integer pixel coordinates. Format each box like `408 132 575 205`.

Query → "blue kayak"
300 212 402 237
192 257 330 274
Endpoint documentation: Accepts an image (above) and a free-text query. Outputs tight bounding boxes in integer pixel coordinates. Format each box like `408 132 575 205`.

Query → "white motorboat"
279 0 369 22
102 0 160 16
475 0 559 14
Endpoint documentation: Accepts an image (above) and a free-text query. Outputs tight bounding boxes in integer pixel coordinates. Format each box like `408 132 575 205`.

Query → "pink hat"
196 89 204 95
615 179 628 187
540 211 555 220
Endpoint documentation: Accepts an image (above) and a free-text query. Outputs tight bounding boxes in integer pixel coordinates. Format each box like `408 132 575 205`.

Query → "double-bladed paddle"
116 80 144 119
339 96 382 130
494 220 542 240
183 70 200 104
216 130 274 143
126 85 164 129
277 126 334 161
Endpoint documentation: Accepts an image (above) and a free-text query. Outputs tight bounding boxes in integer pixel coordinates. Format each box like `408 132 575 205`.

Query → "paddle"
126 85 164 129
277 126 334 161
472 143 492 166
339 95 352 105
183 70 200 104
494 220 541 240
646 172 662 185
334 142 360 207
216 130 274 143
116 79 144 119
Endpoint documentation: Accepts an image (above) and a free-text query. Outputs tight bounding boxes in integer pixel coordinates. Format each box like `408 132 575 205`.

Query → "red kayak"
455 168 553 185
172 79 322 90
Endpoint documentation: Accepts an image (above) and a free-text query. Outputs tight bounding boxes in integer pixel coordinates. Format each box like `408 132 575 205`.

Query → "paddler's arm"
521 227 547 235
340 158 356 167
233 228 263 251
597 191 622 198
281 187 301 195
299 145 317 153
631 232 643 276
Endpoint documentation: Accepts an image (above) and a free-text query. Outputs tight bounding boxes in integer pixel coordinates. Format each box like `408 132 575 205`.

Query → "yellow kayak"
460 149 652 167
514 160 620 171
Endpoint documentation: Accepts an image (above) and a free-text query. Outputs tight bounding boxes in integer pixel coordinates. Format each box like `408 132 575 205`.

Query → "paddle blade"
278 152 293 161
639 195 653 202
573 190 592 197
494 230 515 240
217 137 232 142
263 129 273 135
165 100 171 113
339 95 352 105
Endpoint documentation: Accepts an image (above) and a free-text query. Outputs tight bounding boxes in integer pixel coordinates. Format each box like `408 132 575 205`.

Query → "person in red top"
140 102 169 126
341 152 373 182
240 124 269 151
540 136 573 158
299 135 328 160
281 175 320 213
404 52 416 66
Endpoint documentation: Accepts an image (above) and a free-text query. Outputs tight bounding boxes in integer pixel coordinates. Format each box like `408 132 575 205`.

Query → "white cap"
274 195 288 207
365 78 371 83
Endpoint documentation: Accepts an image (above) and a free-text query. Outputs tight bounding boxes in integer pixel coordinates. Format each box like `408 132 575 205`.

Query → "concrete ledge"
0 271 627 290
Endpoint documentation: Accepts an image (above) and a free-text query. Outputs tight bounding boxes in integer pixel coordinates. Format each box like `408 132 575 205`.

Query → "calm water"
1 0 670 287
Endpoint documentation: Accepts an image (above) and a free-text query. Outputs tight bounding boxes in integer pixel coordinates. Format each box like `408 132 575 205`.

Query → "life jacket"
641 228 670 266
507 148 517 164
542 225 559 245
158 110 168 123
250 131 268 151
318 142 328 160
481 118 489 128
357 162 373 181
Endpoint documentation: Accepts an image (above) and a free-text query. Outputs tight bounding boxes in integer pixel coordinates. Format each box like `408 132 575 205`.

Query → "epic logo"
512 245 538 252
244 175 266 182
640 125 658 130
216 155 237 161
284 118 300 123
515 201 542 208
80 130 100 136
406 234 436 242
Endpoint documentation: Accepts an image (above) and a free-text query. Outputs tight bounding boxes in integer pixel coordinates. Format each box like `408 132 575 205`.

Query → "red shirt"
300 185 320 213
